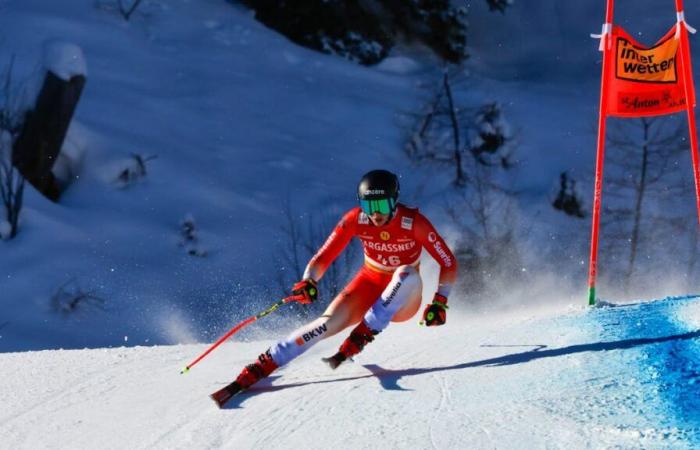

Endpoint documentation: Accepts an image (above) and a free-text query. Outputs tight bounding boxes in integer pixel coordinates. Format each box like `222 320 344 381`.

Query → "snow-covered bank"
2 296 699 449
0 0 432 351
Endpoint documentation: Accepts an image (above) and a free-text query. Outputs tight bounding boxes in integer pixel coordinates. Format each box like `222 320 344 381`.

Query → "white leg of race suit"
269 315 334 367
269 265 421 367
363 265 421 332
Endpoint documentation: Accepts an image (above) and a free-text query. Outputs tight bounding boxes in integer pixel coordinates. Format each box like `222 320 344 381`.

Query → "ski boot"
210 351 278 408
323 321 378 370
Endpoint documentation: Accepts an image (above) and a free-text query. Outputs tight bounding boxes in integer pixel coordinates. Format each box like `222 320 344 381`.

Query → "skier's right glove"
291 278 318 304
421 294 448 326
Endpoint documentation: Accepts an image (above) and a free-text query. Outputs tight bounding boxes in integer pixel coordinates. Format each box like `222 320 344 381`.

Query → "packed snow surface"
2 296 699 449
2 1 700 448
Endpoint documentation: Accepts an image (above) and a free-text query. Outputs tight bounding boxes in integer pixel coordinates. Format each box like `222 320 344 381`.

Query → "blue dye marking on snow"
592 295 700 444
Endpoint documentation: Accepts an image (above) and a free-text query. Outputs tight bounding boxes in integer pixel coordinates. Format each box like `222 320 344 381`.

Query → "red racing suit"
303 204 458 302
266 204 459 368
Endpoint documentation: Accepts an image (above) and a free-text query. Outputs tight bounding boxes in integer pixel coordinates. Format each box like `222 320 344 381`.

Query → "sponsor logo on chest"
401 216 413 230
363 240 417 253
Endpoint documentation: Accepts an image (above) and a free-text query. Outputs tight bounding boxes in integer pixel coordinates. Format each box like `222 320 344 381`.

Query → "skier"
211 169 458 407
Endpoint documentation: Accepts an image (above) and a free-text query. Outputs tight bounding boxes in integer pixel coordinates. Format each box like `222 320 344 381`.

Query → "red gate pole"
588 0 615 306
675 0 700 233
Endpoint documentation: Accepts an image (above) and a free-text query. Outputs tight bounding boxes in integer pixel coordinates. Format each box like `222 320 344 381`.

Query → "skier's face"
369 212 390 227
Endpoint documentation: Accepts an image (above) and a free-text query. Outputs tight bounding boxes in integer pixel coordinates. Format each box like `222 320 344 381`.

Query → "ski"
210 381 243 409
321 353 347 370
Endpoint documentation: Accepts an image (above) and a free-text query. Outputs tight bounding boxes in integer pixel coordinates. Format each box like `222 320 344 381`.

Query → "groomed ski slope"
2 296 699 449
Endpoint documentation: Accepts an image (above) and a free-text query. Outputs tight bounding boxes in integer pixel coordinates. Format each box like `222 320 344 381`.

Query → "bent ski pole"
180 295 299 374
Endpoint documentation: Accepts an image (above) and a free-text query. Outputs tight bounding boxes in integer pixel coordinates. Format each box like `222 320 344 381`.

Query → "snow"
375 56 423 75
1 296 699 448
42 41 87 81
0 0 428 351
1 0 697 350
1 0 700 447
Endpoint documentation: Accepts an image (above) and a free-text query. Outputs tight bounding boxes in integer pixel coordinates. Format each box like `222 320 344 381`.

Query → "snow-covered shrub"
179 214 207 257
114 153 157 188
51 278 106 314
469 102 514 169
552 172 585 219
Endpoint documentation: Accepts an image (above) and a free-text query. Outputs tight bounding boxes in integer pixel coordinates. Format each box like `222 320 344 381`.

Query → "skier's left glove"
291 278 318 305
421 294 448 327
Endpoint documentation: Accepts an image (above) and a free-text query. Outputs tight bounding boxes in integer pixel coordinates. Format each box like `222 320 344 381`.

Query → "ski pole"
180 295 299 374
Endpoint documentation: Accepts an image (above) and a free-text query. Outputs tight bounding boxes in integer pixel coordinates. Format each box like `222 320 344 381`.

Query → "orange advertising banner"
604 25 696 117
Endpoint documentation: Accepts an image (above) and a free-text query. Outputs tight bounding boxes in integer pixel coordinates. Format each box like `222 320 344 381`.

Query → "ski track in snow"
2 296 700 449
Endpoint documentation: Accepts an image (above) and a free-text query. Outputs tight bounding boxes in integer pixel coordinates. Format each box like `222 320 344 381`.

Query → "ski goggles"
359 198 395 216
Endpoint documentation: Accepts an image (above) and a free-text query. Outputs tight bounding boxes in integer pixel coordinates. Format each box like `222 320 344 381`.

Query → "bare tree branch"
118 0 143 21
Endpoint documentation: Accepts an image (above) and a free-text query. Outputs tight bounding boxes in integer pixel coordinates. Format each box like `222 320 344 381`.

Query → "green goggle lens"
360 198 394 215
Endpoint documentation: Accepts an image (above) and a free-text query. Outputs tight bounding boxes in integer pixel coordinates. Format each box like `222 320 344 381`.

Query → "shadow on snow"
221 329 700 409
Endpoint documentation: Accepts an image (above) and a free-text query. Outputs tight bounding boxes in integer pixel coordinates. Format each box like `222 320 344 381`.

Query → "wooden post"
12 70 85 202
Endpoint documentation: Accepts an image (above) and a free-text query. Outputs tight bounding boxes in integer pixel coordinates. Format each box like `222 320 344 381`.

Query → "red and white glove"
291 278 318 305
421 293 448 326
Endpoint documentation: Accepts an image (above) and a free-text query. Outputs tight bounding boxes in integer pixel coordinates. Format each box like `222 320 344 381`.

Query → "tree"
406 68 515 186
274 201 360 316
445 163 522 300
235 0 512 65
403 66 520 301
0 56 25 240
601 116 695 289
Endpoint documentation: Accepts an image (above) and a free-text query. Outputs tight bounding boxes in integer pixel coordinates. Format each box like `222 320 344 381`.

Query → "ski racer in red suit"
211 170 458 407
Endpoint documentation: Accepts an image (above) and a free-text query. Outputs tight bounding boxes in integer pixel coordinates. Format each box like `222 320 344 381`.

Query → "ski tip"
322 355 343 370
180 367 190 375
210 393 225 409
210 382 243 409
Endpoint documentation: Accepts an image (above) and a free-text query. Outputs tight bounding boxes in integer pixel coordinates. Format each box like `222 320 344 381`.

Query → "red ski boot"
210 351 278 408
323 321 378 370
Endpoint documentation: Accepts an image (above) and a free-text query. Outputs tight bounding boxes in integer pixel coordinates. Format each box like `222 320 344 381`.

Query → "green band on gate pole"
588 286 596 306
